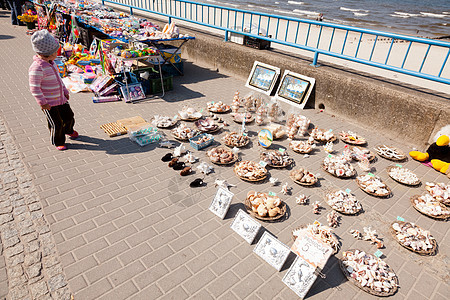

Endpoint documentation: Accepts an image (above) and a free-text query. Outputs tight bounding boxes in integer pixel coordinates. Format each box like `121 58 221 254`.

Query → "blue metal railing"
102 0 450 85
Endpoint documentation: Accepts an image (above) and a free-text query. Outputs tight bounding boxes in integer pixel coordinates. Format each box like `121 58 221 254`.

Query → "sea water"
203 0 449 37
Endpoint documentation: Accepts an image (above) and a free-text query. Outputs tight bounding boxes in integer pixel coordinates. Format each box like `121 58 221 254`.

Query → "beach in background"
203 0 450 38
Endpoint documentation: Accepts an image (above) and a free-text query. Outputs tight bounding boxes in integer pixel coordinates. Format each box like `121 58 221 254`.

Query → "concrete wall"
173 31 449 148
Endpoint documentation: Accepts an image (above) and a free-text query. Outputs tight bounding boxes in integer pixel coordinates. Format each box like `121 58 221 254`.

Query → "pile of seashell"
425 182 449 206
391 222 435 252
310 127 335 142
339 131 367 145
356 175 390 196
207 101 230 113
231 91 240 113
255 104 267 125
222 132 249 147
286 114 310 139
290 168 317 185
192 134 213 145
234 161 268 181
363 227 384 249
207 147 235 164
327 211 340 228
260 150 293 167
326 190 362 214
247 191 283 217
289 140 315 154
178 107 202 120
413 193 450 218
374 145 405 160
266 123 286 140
350 146 374 161
152 115 178 128
172 124 199 140
388 167 419 185
323 155 355 177
292 223 340 253
341 250 398 293
195 118 219 132
233 112 253 123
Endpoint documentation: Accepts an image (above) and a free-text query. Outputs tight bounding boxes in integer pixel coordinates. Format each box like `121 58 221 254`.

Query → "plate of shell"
425 182 450 206
356 174 391 197
325 189 363 215
292 223 340 254
410 194 450 220
207 147 238 165
322 155 356 178
339 249 399 296
339 131 367 145
245 191 287 221
289 140 314 154
310 127 336 143
260 150 293 168
234 160 268 182
374 145 406 161
350 146 376 162
222 132 250 148
387 166 420 186
390 221 437 255
289 168 318 186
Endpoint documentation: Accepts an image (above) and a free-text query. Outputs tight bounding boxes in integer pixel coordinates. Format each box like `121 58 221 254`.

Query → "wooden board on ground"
100 122 128 137
116 116 147 129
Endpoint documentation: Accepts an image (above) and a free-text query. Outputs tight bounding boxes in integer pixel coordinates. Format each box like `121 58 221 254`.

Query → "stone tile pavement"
0 10 449 300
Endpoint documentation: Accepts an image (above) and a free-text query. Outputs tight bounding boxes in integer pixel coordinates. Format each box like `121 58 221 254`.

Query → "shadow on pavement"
0 35 15 40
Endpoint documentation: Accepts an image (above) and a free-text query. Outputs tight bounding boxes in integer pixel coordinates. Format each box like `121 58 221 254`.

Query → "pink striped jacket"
29 55 69 107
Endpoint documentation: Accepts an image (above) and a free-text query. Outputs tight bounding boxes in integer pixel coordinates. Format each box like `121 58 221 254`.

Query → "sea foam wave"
340 7 369 13
420 12 447 18
288 1 304 5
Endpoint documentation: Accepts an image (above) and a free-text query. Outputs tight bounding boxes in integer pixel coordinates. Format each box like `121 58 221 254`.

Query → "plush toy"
410 135 450 177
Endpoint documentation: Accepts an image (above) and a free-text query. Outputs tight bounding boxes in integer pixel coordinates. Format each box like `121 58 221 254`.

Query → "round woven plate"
374 145 407 161
340 134 367 145
291 225 340 254
196 125 221 134
313 135 336 143
180 116 201 121
410 195 450 220
325 190 362 215
322 163 356 179
208 107 231 114
233 116 254 124
350 146 376 162
355 176 391 197
387 166 421 186
339 249 399 297
223 137 250 148
289 170 318 186
244 198 286 221
156 120 179 129
234 167 268 182
289 142 313 154
208 149 238 165
260 152 293 168
171 133 193 141
390 221 437 255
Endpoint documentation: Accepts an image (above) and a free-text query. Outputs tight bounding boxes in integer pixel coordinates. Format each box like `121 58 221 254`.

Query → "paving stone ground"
0 8 449 300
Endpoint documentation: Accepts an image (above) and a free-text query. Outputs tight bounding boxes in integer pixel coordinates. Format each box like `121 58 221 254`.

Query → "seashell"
184 152 198 163
173 144 186 157
270 247 278 256
159 141 176 148
281 183 290 195
269 177 278 186
197 162 214 175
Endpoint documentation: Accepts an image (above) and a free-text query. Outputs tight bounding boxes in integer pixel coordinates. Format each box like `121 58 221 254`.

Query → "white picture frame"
275 70 315 109
245 61 280 95
282 255 318 299
253 231 290 271
230 209 261 244
209 187 234 219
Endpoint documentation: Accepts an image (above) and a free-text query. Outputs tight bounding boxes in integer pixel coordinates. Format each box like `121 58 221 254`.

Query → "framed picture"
209 187 234 219
120 83 146 103
245 61 280 95
282 255 318 299
230 209 261 244
254 231 291 271
275 70 315 109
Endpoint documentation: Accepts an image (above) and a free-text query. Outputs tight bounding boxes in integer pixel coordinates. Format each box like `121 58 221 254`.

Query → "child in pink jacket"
29 30 77 151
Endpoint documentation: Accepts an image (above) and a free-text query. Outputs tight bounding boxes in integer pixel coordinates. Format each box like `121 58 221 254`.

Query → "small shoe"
161 153 173 162
173 162 186 170
180 166 192 176
68 130 79 139
56 145 67 151
189 178 204 187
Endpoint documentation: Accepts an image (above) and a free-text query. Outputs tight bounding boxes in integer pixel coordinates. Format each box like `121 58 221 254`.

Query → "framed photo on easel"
245 61 280 95
275 70 315 109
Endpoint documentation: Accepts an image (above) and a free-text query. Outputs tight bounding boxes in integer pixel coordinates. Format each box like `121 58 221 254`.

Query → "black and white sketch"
282 256 318 299
253 231 290 271
230 209 261 244
209 187 234 219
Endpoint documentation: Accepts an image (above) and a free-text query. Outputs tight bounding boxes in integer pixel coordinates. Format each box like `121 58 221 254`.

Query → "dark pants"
43 103 75 147
0 0 8 10
7 0 23 25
